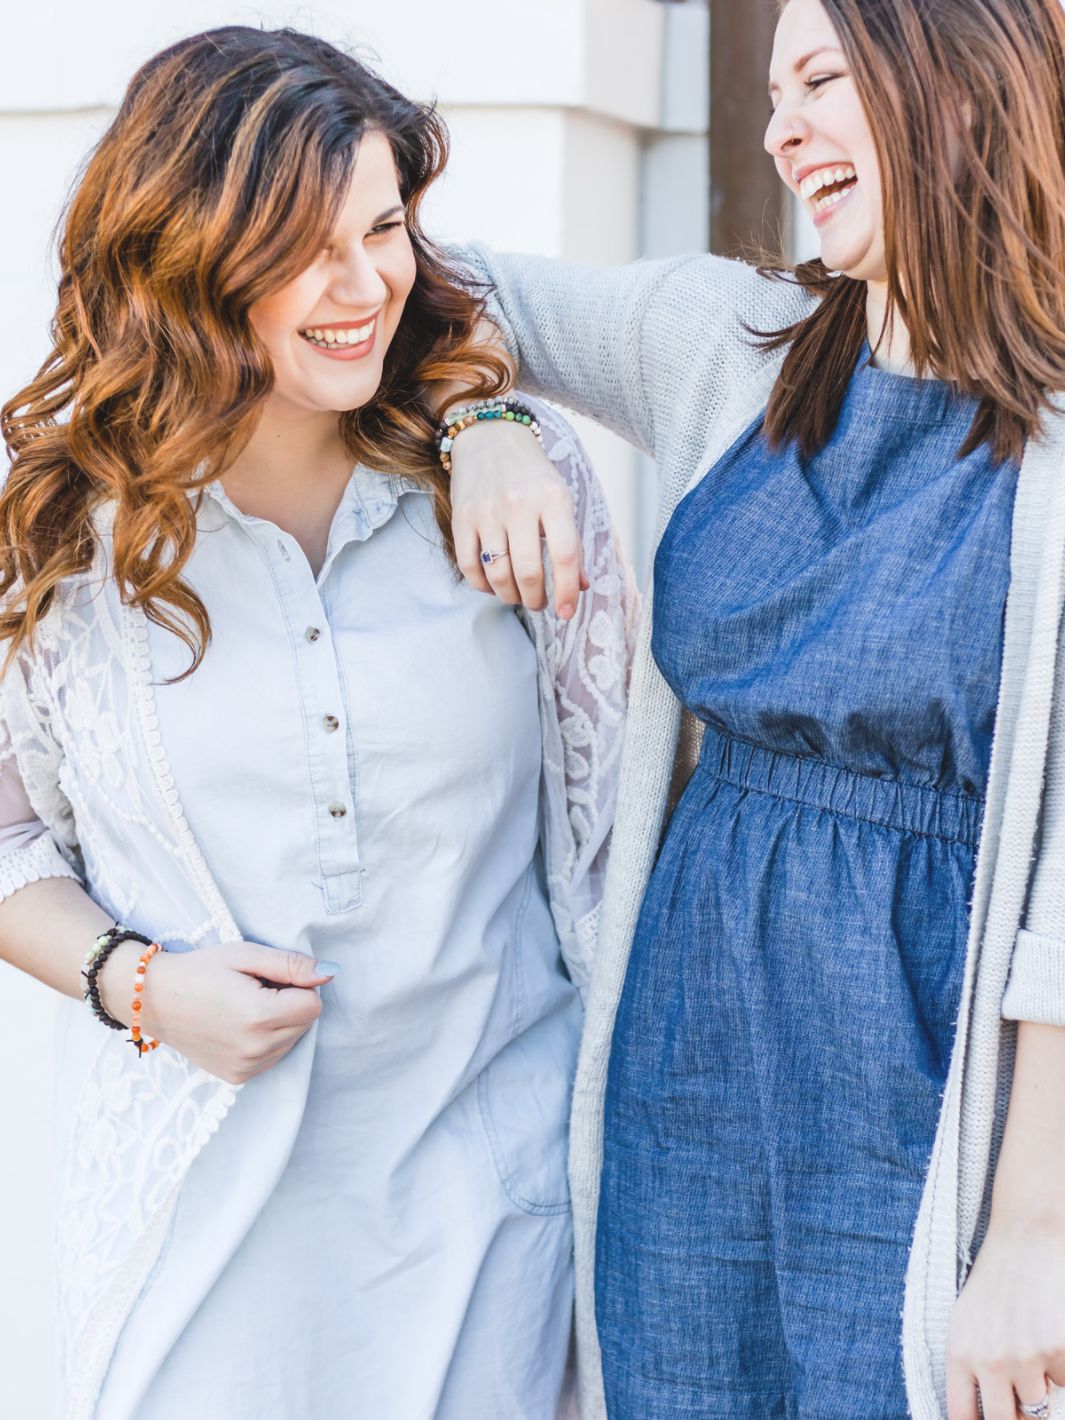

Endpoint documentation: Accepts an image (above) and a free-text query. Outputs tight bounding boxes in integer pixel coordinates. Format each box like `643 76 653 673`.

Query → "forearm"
450 243 680 452
0 875 113 1003
989 1020 1065 1231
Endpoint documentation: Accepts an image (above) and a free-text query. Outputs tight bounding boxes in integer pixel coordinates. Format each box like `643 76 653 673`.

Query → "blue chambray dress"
595 349 1019 1419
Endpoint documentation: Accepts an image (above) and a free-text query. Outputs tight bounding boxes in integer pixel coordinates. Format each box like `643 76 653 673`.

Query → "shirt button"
322 715 340 733
305 626 321 643
328 801 347 819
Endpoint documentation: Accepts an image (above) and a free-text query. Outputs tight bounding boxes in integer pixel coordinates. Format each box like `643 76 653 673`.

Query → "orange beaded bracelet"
130 941 166 1057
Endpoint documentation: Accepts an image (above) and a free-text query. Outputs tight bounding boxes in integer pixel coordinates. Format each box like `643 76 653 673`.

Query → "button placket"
266 539 361 909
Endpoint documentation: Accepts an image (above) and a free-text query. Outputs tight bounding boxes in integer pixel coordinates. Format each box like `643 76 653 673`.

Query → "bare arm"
0 869 335 1085
0 873 112 999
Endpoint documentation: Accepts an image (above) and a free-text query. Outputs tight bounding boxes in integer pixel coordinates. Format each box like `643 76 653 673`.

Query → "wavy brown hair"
760 0 1065 464
0 26 507 674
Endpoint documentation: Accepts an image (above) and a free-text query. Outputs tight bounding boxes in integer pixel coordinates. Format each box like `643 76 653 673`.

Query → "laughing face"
248 130 418 418
765 0 886 284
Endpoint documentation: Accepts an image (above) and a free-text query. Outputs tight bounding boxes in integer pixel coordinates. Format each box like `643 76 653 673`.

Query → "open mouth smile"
799 164 859 221
298 317 379 360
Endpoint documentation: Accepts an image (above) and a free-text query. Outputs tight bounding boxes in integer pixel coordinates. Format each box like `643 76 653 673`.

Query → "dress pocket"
477 1023 575 1216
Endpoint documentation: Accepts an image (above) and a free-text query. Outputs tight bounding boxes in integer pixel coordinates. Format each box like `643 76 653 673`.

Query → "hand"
947 1222 1065 1419
449 419 588 619
98 939 335 1085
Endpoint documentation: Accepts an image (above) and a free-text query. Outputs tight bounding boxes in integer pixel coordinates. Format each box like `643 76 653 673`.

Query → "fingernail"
314 960 341 977
559 602 575 620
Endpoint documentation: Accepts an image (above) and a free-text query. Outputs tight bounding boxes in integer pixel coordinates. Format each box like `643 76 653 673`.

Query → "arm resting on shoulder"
450 242 703 456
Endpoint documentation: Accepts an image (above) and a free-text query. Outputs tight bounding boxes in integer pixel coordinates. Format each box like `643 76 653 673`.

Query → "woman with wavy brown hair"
0 25 635 1418
442 0 1065 1416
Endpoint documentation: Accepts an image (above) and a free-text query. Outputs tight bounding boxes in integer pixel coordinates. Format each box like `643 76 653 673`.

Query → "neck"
223 403 348 496
219 402 356 575
865 281 915 375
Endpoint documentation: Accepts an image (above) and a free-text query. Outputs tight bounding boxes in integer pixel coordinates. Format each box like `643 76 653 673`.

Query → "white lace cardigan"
458 243 1065 1420
0 400 637 1420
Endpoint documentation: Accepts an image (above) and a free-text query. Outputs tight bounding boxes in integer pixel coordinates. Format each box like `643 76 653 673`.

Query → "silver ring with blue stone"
480 549 510 567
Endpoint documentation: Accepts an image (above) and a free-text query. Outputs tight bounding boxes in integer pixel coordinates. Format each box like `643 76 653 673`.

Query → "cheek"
383 244 419 327
249 275 322 353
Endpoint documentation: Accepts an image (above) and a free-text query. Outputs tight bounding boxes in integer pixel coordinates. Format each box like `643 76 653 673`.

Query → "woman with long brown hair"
0 25 635 1417
444 0 1065 1415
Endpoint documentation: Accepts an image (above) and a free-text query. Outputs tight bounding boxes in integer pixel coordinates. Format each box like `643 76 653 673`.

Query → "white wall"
0 3 708 1415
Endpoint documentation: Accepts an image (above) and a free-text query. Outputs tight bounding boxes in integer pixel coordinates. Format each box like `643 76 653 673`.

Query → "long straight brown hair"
0 27 508 675
761 0 1065 464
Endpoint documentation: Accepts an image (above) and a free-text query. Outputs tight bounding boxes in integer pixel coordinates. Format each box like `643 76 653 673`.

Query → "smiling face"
248 130 417 418
765 0 886 284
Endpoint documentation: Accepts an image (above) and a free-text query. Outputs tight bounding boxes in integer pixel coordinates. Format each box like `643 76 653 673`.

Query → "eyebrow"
372 204 405 224
768 45 844 96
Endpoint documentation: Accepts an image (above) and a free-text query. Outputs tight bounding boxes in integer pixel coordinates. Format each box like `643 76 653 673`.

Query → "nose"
330 243 388 312
764 101 807 162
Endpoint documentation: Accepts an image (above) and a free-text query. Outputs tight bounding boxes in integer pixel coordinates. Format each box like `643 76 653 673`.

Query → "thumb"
237 945 339 988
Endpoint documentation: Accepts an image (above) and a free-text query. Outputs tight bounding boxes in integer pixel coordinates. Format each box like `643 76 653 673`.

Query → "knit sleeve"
1002 621 1065 1025
451 243 814 465
453 243 717 456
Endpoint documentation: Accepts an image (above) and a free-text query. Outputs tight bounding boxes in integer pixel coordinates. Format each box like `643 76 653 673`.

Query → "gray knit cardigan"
459 243 1065 1420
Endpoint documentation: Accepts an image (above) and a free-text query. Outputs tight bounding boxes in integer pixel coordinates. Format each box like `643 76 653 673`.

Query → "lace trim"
0 830 79 899
122 602 241 942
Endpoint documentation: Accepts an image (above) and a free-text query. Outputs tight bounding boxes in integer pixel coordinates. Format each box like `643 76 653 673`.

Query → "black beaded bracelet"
83 926 153 1032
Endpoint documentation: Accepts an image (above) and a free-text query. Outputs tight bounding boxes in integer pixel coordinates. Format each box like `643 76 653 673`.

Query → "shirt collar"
200 465 426 546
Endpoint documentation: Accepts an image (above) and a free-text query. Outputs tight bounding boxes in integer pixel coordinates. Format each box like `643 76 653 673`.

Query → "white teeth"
814 187 850 213
799 164 857 201
300 319 377 350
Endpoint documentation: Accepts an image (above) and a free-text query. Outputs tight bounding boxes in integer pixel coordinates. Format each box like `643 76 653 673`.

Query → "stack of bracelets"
436 395 542 476
83 925 167 1056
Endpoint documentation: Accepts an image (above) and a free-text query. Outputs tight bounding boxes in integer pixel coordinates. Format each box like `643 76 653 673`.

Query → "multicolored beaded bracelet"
436 396 542 475
130 941 166 1057
83 925 153 1033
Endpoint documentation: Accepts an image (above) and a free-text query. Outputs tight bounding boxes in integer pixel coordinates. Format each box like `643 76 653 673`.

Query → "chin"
310 375 384 414
820 236 872 276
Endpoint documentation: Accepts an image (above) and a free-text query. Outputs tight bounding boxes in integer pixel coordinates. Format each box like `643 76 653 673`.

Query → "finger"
978 1374 1025 1420
478 528 522 605
242 1041 297 1080
506 518 549 612
454 512 493 595
238 944 337 989
540 488 582 618
270 987 325 1030
1014 1369 1052 1417
946 1362 981 1420
539 483 581 614
579 567 590 592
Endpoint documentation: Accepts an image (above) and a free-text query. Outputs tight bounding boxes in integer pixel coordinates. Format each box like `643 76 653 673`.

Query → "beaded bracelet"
436 396 542 475
83 926 153 1033
130 942 166 1057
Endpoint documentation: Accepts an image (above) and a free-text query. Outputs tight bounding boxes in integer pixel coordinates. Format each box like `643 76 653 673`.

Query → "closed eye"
806 72 843 92
370 220 406 237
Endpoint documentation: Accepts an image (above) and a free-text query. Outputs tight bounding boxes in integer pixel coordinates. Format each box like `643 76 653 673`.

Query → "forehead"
332 131 403 222
770 0 843 82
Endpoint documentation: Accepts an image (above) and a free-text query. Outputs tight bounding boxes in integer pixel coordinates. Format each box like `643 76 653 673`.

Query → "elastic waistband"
694 725 983 847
